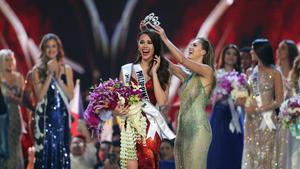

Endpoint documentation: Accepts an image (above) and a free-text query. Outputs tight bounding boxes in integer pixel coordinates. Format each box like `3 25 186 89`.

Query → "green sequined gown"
175 73 212 169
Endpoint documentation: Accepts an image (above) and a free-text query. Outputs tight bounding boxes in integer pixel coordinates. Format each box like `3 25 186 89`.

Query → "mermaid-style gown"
175 74 212 169
34 79 70 169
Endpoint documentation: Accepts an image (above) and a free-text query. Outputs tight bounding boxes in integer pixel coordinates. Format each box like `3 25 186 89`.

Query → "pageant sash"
133 64 158 138
34 78 71 152
35 78 71 115
121 63 133 86
133 64 150 101
142 100 175 139
219 69 241 134
252 66 276 130
121 63 175 139
228 97 241 133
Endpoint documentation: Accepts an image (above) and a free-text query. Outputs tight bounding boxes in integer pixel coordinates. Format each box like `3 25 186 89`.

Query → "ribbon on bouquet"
228 97 241 133
142 100 175 139
252 66 276 130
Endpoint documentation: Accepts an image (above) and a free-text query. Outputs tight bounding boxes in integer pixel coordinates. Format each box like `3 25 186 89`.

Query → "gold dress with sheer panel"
242 69 278 169
175 73 212 169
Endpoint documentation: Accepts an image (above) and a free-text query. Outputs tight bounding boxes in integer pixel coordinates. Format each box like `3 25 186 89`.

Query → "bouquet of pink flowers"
213 71 248 102
279 95 300 139
84 79 142 132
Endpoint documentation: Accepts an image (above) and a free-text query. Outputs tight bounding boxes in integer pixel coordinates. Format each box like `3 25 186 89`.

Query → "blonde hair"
0 49 16 74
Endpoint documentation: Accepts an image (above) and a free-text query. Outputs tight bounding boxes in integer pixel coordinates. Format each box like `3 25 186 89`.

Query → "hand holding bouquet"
213 71 249 103
279 95 300 139
84 79 143 133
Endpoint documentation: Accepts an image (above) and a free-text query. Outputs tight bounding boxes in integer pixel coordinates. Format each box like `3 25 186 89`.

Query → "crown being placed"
143 13 160 27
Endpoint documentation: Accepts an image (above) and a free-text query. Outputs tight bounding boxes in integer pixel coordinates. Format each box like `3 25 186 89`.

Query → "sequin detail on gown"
0 74 24 169
175 74 212 169
242 69 277 169
34 79 70 169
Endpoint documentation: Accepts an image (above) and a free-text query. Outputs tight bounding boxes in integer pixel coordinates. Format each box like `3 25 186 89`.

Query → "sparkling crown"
143 13 160 27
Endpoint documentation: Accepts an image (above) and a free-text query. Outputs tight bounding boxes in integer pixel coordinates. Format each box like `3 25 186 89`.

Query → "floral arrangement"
84 79 147 168
279 95 300 139
213 71 248 102
84 78 143 133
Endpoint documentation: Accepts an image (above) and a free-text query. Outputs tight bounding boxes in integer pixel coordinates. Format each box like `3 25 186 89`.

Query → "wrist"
46 70 54 78
152 73 159 79
161 35 168 42
255 107 263 113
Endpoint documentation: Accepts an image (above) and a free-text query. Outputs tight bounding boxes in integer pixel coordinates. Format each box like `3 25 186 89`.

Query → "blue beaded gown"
207 69 244 169
34 78 70 169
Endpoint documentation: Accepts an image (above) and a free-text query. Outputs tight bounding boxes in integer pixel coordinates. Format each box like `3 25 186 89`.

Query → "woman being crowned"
113 14 175 169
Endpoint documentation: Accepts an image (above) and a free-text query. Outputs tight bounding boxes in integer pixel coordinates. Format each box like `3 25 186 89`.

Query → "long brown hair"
134 29 170 89
278 40 298 68
37 33 65 77
218 44 241 72
290 56 300 92
196 37 215 71
196 37 216 93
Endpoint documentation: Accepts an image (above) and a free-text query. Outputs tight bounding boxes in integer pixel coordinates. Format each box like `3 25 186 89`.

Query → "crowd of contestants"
0 22 300 169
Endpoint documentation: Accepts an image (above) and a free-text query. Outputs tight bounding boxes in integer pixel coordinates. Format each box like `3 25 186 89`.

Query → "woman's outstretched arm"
152 25 214 81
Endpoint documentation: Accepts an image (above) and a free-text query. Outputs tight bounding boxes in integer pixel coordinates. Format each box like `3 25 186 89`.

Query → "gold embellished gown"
0 73 24 169
242 69 278 169
175 73 212 169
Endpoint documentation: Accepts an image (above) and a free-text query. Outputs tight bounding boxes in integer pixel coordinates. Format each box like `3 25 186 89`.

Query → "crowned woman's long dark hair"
134 29 170 89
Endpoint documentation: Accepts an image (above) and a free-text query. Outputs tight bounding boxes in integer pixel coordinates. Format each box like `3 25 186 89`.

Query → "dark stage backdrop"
1 0 300 93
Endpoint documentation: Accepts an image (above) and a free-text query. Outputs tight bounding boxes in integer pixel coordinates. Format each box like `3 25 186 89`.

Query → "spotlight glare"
226 0 234 5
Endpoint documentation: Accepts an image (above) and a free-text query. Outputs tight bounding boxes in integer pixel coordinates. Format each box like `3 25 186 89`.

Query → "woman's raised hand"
47 59 58 77
151 55 161 75
152 25 168 41
139 20 147 31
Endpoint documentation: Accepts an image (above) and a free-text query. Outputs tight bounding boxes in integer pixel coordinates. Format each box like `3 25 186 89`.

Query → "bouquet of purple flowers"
84 79 142 132
279 95 300 139
213 71 248 102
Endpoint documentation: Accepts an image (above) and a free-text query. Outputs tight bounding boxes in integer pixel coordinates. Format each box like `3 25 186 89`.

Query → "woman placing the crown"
152 25 216 168
114 15 175 169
